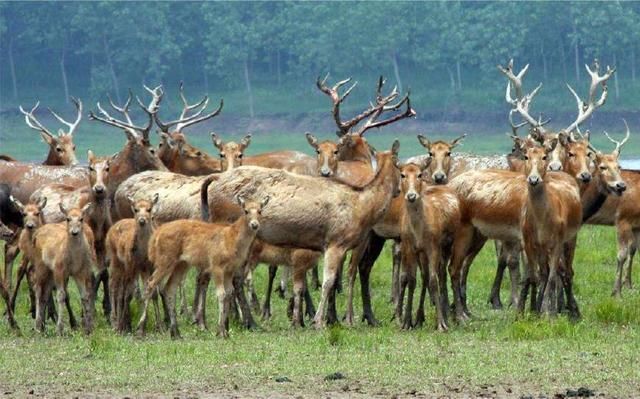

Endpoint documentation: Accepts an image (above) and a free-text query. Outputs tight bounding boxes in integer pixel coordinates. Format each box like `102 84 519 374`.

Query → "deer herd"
0 58 637 338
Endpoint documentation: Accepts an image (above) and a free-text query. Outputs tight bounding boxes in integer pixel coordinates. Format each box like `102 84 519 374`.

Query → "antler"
317 75 415 137
154 82 223 133
498 59 548 135
604 119 631 156
89 85 162 140
19 102 55 139
46 97 82 136
564 59 616 133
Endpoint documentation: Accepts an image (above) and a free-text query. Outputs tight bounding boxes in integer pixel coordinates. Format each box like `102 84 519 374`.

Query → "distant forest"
2 2 640 118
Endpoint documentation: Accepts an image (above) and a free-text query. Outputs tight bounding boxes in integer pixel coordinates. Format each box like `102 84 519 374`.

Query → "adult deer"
308 75 414 325
201 140 402 328
154 82 224 175
18 98 82 166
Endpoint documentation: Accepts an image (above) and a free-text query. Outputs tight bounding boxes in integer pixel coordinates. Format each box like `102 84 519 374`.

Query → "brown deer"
138 195 269 338
106 194 160 333
397 162 461 331
154 82 224 175
26 151 113 319
18 97 82 166
415 134 467 184
201 140 401 328
0 221 18 330
31 203 96 335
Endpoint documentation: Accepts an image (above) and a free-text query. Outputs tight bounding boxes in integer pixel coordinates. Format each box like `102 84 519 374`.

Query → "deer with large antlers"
18 98 83 166
201 140 402 328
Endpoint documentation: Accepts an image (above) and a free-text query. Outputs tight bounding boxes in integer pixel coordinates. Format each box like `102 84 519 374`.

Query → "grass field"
0 225 639 398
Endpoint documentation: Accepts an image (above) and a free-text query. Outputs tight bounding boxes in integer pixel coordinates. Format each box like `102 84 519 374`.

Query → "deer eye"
220 153 226 158
258 209 262 215
333 150 338 155
73 146 76 151
587 152 593 158
599 165 607 171
34 212 40 216
524 156 529 160
316 150 320 154
105 167 109 172
568 152 575 157
134 208 139 213
79 218 83 222
428 152 433 157
417 173 422 178
56 147 63 153
89 166 95 172
446 152 451 157
542 156 547 161
238 154 243 159
196 151 202 157
149 148 156 155
244 209 249 215
400 173 406 179
66 217 71 222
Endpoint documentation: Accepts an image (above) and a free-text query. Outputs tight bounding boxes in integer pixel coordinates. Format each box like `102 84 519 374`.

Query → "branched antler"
154 82 223 133
20 98 83 137
604 119 631 156
317 75 415 137
564 59 616 133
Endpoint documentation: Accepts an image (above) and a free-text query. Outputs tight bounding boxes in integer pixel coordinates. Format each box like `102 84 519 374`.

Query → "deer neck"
134 223 154 251
358 155 396 222
404 197 426 238
66 230 90 253
580 173 608 222
43 150 62 166
526 180 552 224
228 217 258 261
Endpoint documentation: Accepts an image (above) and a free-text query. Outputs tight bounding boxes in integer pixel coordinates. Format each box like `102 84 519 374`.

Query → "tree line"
1 1 640 117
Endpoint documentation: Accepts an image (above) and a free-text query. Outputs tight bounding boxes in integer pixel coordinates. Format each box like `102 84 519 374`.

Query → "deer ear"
548 138 559 152
391 139 400 156
240 134 252 149
558 132 570 147
81 202 93 216
583 131 591 142
40 132 55 145
305 133 318 149
236 194 246 208
59 202 68 216
450 133 467 148
87 150 95 164
9 196 24 212
339 134 354 148
38 197 47 210
211 132 223 150
260 195 270 209
417 134 430 149
421 157 432 171
152 193 160 206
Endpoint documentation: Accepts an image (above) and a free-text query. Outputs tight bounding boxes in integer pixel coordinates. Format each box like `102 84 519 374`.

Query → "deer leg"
245 269 260 313
0 278 18 331
506 245 521 308
359 233 385 326
310 264 321 290
303 273 316 318
261 265 277 320
136 263 171 336
450 227 479 323
233 270 257 330
193 272 210 328
414 256 428 328
3 240 19 292
489 241 507 309
54 274 67 336
400 242 417 330
344 243 365 326
623 230 639 289
47 290 57 322
34 282 47 333
10 257 29 314
65 278 78 330
291 268 306 328
613 222 632 297
313 246 346 328
459 231 486 319
542 247 562 317
212 269 230 338
427 245 448 332
164 268 185 340
76 271 95 335
277 265 288 299
390 240 401 305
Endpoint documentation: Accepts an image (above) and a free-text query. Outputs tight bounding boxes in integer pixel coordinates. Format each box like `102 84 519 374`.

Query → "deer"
18 97 83 166
154 82 224 175
396 161 461 331
137 195 268 338
0 221 18 330
26 151 113 320
201 140 401 328
106 194 160 333
306 75 414 325
31 203 96 335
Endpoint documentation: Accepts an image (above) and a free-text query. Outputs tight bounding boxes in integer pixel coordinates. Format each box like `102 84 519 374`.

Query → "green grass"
0 225 639 397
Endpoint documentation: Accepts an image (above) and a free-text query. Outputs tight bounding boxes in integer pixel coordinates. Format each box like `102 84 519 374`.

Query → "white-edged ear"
306 132 319 149
240 134 252 149
152 193 159 206
260 195 270 209
81 202 93 216
211 132 223 150
59 202 68 215
38 197 47 210
450 133 467 148
417 134 430 149
9 195 24 212
236 194 246 208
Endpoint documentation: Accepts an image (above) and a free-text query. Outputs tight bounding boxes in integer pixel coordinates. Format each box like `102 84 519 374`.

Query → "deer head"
127 193 159 227
521 141 557 188
87 150 111 198
59 202 92 237
417 134 465 184
10 196 47 231
19 97 82 166
236 195 269 231
211 133 251 171
399 160 432 204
